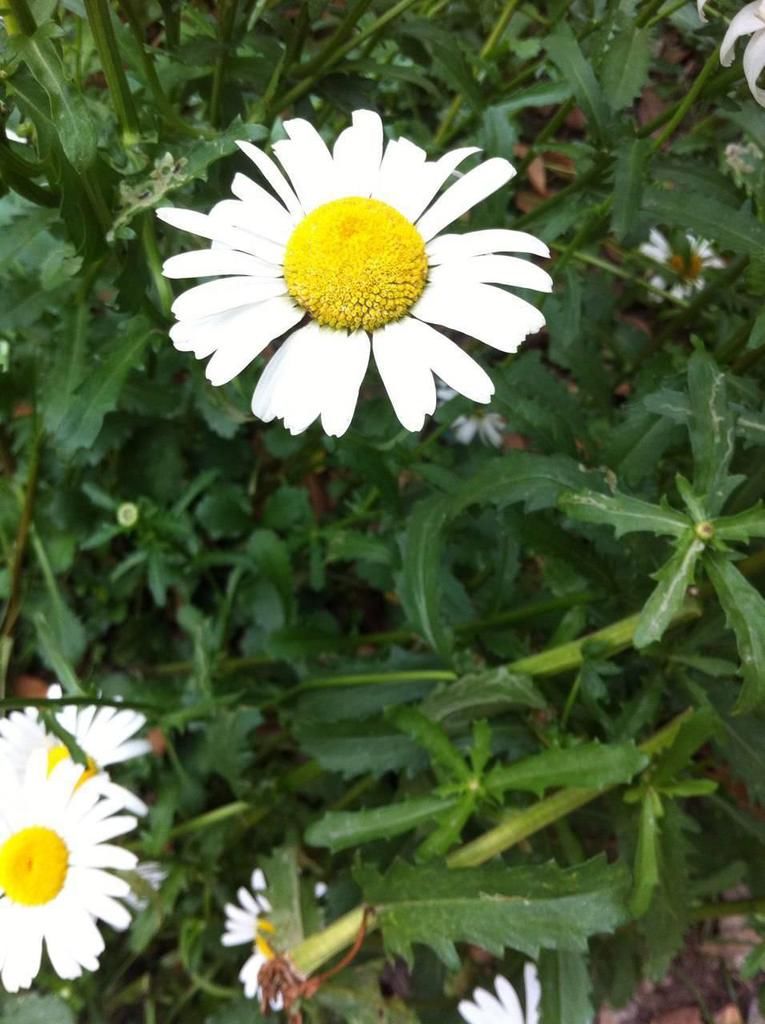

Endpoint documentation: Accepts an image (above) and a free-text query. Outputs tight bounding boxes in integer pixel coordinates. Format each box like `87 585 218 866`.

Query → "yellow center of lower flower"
669 251 703 280
47 745 98 787
0 826 69 905
283 197 428 332
255 917 276 959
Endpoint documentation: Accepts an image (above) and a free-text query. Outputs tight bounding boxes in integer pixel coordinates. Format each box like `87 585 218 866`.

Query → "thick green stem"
692 897 765 921
83 0 141 145
209 0 239 128
291 907 376 977
2 0 37 35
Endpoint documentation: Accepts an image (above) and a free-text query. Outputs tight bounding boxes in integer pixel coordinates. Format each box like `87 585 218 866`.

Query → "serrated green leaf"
539 950 593 1024
713 503 765 542
0 994 74 1024
314 961 419 1024
387 706 469 783
612 138 651 242
305 795 459 853
704 552 765 713
560 490 689 538
421 666 544 724
486 742 647 798
259 845 304 949
687 352 739 515
545 25 609 139
355 856 629 968
399 495 454 658
56 322 154 452
633 533 704 649
601 28 652 110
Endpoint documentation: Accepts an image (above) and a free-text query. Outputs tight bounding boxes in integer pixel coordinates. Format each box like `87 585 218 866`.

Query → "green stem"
291 907 375 977
168 800 254 839
83 0 141 144
649 48 720 149
142 213 173 316
691 897 765 921
209 0 239 128
293 0 376 79
434 0 521 148
2 0 37 35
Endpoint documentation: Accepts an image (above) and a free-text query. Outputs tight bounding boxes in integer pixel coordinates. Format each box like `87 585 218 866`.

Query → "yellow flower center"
283 197 428 332
669 251 703 280
0 826 69 905
255 917 276 960
47 744 98 787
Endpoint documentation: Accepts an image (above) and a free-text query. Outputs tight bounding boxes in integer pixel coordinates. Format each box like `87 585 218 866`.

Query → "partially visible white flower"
0 749 138 992
3 128 26 144
158 109 552 437
221 867 282 1009
725 140 759 175
719 0 765 106
698 0 708 21
459 966 541 1024
639 229 724 300
438 385 505 447
313 880 328 899
0 684 151 815
125 862 167 912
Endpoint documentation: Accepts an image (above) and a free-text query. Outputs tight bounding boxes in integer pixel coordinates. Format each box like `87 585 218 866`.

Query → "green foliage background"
2 0 765 1021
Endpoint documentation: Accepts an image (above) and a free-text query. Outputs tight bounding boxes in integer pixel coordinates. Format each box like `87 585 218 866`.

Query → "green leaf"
56 321 154 452
560 490 689 538
259 845 305 949
687 352 739 515
601 28 652 111
713 503 765 542
629 790 661 918
612 138 651 243
305 796 459 853
247 529 295 622
387 706 469 783
485 742 647 798
355 856 629 968
421 666 544 724
415 793 476 861
399 495 454 658
633 533 704 649
643 187 765 258
704 552 765 713
545 24 609 139
315 961 419 1024
539 950 593 1024
0 994 74 1024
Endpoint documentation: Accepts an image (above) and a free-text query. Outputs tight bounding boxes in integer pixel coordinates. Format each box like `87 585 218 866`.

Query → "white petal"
430 254 553 293
415 158 516 241
427 228 550 264
493 976 525 1024
171 276 287 321
250 333 295 422
412 281 545 353
157 207 274 259
523 964 541 1024
251 323 325 433
373 138 428 216
236 140 303 218
162 248 281 280
230 173 296 240
372 319 437 432
204 296 304 386
721 2 765 65
274 118 335 212
744 29 765 104
406 146 481 223
319 330 371 436
251 868 267 891
208 200 286 264
332 109 384 197
698 0 708 21
405 319 494 403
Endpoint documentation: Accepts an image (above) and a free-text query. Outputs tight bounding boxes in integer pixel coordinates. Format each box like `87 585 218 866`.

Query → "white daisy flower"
438 385 506 446
0 749 138 992
0 684 151 816
125 861 167 911
639 228 724 300
459 966 541 1024
718 0 765 106
3 127 26 144
222 867 282 1007
157 109 551 437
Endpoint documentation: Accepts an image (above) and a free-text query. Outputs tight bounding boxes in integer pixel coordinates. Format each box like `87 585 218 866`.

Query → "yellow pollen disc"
255 920 276 960
669 251 703 280
283 197 428 332
0 826 69 905
47 745 98 788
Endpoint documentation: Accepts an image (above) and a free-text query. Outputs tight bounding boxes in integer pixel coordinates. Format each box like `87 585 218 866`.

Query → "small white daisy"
0 749 138 992
639 228 724 300
717 0 765 106
438 385 506 447
0 684 151 815
222 867 282 1008
459 966 541 1024
125 861 167 911
158 109 551 436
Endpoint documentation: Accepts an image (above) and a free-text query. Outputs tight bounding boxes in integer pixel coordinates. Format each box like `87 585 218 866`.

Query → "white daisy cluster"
639 229 724 300
700 0 765 106
437 385 506 447
0 686 155 991
158 109 551 437
221 867 283 1007
459 966 541 1024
